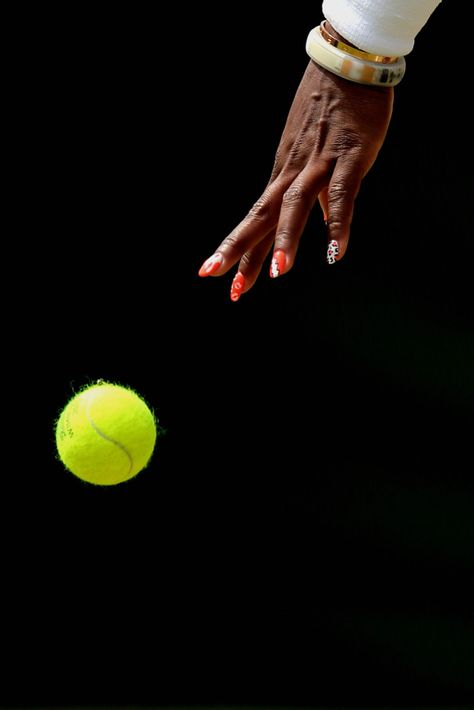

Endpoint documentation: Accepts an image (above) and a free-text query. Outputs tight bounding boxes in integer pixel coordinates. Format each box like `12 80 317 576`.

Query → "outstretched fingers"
227 167 332 301
198 178 291 279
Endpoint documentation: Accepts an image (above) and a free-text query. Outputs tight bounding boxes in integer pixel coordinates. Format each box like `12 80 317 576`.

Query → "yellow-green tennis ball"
55 382 157 485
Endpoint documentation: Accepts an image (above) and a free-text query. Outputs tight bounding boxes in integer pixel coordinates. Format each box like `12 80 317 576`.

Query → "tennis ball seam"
86 397 133 478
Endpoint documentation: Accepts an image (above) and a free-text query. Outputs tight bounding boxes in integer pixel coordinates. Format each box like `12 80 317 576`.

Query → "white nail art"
326 240 339 265
203 252 223 273
270 256 280 278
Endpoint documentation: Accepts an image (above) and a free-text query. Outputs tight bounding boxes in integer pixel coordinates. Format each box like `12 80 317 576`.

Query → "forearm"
322 0 442 56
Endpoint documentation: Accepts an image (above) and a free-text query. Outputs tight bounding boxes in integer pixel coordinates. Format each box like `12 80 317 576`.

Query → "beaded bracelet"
306 24 406 87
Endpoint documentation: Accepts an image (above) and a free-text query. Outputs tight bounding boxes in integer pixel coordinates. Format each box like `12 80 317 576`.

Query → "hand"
198 58 394 301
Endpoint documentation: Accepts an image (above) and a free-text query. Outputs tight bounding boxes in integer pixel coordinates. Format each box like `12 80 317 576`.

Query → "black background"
5 2 474 708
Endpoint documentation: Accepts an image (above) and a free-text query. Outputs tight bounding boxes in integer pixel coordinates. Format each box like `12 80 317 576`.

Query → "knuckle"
327 217 345 232
332 130 362 155
274 229 293 249
248 195 271 220
282 183 307 207
328 180 349 206
220 232 241 251
239 251 252 269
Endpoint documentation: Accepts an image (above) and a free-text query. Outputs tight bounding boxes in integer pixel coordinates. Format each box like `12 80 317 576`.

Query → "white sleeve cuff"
322 0 442 56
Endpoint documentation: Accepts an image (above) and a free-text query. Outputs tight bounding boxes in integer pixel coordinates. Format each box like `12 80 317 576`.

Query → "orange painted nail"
230 272 245 302
198 253 223 277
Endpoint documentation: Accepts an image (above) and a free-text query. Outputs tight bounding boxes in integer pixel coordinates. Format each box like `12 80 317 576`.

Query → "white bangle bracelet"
306 26 406 87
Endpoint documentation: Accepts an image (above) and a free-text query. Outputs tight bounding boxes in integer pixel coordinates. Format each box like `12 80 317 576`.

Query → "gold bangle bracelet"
320 20 399 65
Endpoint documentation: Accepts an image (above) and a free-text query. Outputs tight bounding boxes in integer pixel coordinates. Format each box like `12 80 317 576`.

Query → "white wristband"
306 25 406 87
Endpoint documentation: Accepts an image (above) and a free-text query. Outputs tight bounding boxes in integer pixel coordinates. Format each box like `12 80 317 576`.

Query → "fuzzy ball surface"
56 382 157 485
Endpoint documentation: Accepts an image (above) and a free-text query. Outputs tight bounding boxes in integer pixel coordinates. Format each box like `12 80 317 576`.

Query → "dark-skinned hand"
199 55 394 301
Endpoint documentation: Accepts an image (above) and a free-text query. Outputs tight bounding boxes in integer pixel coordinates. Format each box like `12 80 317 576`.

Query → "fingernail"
270 250 286 278
198 253 223 277
230 272 245 302
326 240 339 265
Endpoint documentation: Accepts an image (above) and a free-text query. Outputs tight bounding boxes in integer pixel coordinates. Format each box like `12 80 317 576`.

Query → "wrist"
306 23 405 87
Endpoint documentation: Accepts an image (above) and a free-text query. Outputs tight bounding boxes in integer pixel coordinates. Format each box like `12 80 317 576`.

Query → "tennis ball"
55 382 157 485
